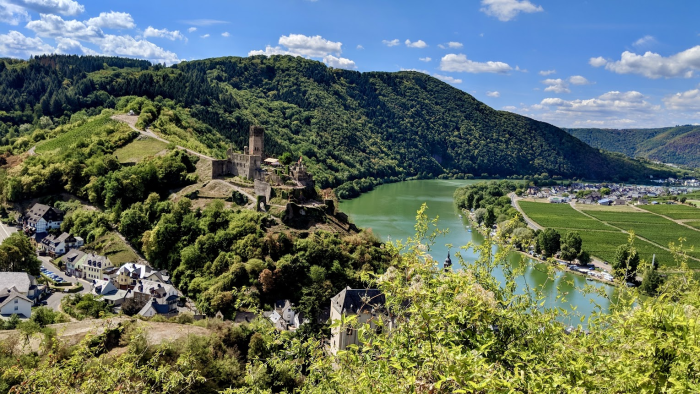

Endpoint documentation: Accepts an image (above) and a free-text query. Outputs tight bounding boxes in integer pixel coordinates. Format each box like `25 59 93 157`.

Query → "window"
14 300 18 303
14 306 18 311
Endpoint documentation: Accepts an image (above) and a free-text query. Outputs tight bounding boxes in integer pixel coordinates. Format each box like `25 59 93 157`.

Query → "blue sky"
0 0 699 128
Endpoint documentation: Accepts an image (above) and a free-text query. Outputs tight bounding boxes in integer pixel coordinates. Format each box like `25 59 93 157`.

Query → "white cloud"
144 26 185 41
180 19 228 26
486 91 500 97
26 13 103 41
8 0 83 15
535 91 661 127
55 36 96 55
480 0 543 22
249 34 354 68
0 30 54 57
99 34 180 64
221 32 230 37
323 54 356 70
590 46 700 79
538 69 555 76
632 35 656 48
249 45 296 57
279 34 342 57
515 65 527 73
382 39 400 47
400 68 429 74
448 41 463 48
187 27 196 33
405 39 427 48
439 53 512 73
541 78 570 93
0 2 29 25
356 44 364 50
433 74 463 84
86 11 134 29
502 105 518 111
419 57 431 62
200 34 210 38
663 86 700 113
568 75 590 85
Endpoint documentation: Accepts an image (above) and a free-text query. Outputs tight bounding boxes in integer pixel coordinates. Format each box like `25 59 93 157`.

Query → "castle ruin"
212 126 265 180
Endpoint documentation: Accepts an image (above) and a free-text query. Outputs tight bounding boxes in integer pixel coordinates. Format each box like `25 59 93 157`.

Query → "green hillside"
0 55 680 200
567 125 700 168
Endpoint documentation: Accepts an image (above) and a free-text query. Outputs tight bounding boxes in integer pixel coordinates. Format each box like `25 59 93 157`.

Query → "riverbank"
462 208 619 288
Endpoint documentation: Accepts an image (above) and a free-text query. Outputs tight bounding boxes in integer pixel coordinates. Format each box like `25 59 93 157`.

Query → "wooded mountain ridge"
0 55 679 196
567 126 700 168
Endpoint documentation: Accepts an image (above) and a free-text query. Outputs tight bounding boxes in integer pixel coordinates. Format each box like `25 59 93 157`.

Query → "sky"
0 0 699 129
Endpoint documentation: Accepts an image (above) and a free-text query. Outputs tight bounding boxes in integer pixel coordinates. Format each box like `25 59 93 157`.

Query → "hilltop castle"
212 126 265 180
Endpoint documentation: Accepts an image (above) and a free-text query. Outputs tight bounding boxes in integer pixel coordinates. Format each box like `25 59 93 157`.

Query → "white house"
40 232 84 257
91 279 118 296
0 272 42 301
116 263 169 290
75 254 116 281
265 299 306 331
0 287 32 318
134 280 179 317
23 204 64 233
329 287 392 355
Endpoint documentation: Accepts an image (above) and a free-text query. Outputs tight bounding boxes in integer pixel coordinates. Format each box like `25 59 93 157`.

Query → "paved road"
0 220 17 243
509 193 543 231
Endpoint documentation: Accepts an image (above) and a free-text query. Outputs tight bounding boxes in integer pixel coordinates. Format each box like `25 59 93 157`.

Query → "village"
0 125 382 355
523 181 697 206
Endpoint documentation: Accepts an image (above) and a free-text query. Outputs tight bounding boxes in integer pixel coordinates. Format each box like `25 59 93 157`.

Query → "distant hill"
567 126 700 168
0 55 680 198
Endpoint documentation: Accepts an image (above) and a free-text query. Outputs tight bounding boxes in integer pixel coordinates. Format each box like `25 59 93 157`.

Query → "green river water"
340 179 617 322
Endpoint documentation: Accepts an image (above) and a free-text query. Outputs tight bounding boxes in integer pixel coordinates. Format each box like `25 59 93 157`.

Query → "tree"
640 263 664 296
559 232 583 262
511 227 534 249
279 152 294 166
259 268 275 294
613 243 640 281
121 297 146 316
576 250 591 266
536 228 560 258
0 232 41 275
473 208 487 225
600 187 611 195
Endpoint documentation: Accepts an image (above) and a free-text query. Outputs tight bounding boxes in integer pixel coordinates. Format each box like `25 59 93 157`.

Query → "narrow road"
569 201 700 265
509 193 543 231
111 115 216 162
0 220 17 243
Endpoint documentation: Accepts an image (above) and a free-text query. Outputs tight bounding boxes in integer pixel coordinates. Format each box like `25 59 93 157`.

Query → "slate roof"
64 249 86 263
25 204 64 225
0 272 35 294
118 263 166 282
330 287 386 315
0 287 32 310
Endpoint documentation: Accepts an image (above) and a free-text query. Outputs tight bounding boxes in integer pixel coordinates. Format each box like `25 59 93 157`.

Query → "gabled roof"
64 249 86 263
0 272 35 294
25 204 64 225
118 263 166 282
0 287 32 309
331 287 385 315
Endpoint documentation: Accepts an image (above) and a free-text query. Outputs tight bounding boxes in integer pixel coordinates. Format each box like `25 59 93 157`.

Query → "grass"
84 232 139 266
113 136 168 163
686 221 700 230
566 230 672 265
576 204 639 212
520 200 698 268
639 204 700 220
519 201 611 231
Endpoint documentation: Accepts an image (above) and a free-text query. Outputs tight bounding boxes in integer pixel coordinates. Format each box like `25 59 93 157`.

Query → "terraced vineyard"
517 202 611 231
36 114 134 154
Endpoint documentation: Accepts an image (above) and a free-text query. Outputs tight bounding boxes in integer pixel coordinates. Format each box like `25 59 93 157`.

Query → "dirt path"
112 114 216 162
569 201 700 265
0 317 213 354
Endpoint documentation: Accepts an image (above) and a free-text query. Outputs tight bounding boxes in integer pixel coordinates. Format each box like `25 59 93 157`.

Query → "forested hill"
0 55 678 196
567 126 700 168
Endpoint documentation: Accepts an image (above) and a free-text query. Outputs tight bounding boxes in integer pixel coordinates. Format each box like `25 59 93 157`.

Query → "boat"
467 229 472 232
458 214 462 218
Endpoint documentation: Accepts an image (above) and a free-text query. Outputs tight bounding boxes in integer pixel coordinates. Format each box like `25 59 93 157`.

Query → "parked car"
40 300 48 306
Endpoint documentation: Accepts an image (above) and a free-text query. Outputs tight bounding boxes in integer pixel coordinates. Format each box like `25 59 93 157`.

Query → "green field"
686 221 700 230
639 204 700 220
519 200 696 268
114 137 168 163
518 202 612 231
84 232 140 266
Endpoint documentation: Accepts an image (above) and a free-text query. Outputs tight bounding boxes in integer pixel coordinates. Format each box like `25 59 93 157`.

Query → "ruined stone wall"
254 179 272 203
249 126 264 157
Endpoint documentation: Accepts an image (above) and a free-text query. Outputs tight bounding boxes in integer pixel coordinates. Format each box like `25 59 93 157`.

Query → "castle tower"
249 126 264 157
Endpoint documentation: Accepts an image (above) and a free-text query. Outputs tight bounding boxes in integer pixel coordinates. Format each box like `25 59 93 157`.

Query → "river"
340 179 617 321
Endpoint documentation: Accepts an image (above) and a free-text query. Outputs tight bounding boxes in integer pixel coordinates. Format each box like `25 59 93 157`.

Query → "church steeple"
444 252 452 270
